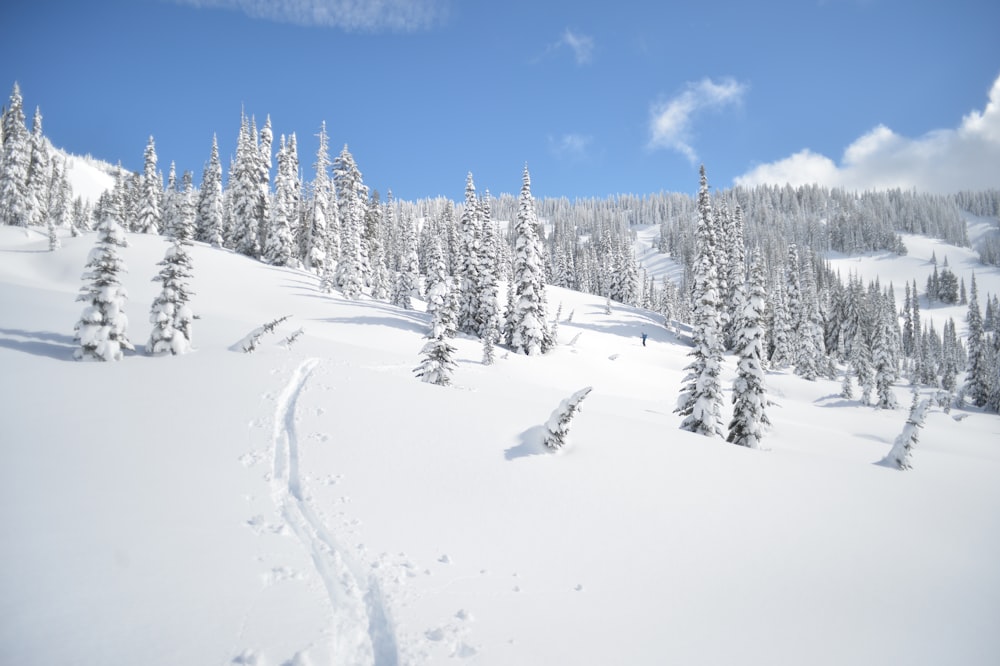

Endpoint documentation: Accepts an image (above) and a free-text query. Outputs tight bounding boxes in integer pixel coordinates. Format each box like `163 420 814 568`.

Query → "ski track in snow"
271 358 399 666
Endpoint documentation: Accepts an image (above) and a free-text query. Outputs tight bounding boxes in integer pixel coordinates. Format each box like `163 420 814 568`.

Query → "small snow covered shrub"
543 387 593 450
881 397 930 470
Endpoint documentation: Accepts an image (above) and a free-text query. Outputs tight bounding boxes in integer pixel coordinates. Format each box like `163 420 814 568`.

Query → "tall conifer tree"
675 165 725 437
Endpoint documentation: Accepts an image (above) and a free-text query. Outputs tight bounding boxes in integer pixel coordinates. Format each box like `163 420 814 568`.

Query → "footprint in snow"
232 649 261 665
451 642 478 658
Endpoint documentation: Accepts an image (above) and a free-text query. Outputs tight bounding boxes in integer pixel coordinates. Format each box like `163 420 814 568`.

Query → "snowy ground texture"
1 223 999 666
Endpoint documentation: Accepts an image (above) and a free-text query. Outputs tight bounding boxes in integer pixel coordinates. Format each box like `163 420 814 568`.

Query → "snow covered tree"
229 113 262 257
476 192 502 341
74 213 133 361
391 211 420 309
721 203 747 349
363 190 390 299
964 274 990 407
255 116 274 251
414 275 457 386
47 155 72 232
767 279 794 369
25 106 51 228
136 136 161 234
46 207 60 250
543 387 593 450
175 170 196 243
872 291 900 410
305 123 338 278
727 248 770 448
263 134 298 266
796 248 827 380
675 165 725 438
160 162 179 238
881 396 930 470
457 172 483 334
507 165 550 355
333 144 367 299
0 82 31 227
195 134 224 247
148 232 195 356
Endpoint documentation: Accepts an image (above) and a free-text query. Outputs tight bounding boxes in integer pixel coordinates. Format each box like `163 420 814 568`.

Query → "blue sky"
2 0 999 200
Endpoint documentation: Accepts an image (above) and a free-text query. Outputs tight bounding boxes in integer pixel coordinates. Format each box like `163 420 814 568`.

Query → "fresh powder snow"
1 222 999 666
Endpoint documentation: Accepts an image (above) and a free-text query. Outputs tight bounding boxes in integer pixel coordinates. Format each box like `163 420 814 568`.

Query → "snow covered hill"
1 225 999 666
56 145 116 204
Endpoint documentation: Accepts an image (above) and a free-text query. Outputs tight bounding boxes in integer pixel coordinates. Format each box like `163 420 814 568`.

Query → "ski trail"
272 358 399 666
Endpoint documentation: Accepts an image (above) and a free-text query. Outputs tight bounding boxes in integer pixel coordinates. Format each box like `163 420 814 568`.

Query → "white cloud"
648 78 748 163
736 73 1000 193
558 29 595 65
171 0 448 32
548 133 593 161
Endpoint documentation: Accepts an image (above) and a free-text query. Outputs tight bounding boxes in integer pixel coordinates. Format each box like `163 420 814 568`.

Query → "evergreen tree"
414 263 457 386
507 165 550 355
333 144 367 299
768 279 794 368
722 203 747 349
872 293 899 410
938 265 959 304
854 334 875 405
25 106 51 228
457 172 483 334
881 396 930 470
964 274 990 407
161 161 179 238
941 318 960 392
727 248 770 448
902 281 915 357
195 134 225 247
263 134 298 266
229 113 262 257
74 213 133 361
255 116 274 251
794 248 826 380
305 122 337 278
0 83 31 227
424 239 450 325
676 165 725 437
476 192 502 342
176 171 196 242
543 387 593 450
47 155 72 229
363 190 390 300
148 231 196 355
136 136 162 234
399 212 421 299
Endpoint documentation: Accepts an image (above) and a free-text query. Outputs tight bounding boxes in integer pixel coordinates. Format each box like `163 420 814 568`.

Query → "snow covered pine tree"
74 213 133 361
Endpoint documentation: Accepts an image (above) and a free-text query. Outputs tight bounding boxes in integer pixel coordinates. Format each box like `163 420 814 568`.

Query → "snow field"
1 224 999 665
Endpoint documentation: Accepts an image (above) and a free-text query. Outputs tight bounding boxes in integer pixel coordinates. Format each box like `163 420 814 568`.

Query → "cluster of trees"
3 81 999 411
0 83 79 247
71 203 195 362
415 167 552 385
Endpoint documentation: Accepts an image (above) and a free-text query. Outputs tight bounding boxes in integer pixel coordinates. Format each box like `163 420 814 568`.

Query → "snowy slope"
1 225 999 666
57 146 116 204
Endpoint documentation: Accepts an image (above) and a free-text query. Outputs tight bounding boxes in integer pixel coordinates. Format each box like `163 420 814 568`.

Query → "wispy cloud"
648 77 748 163
548 133 593 161
735 73 1000 193
170 0 449 32
558 29 595 65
